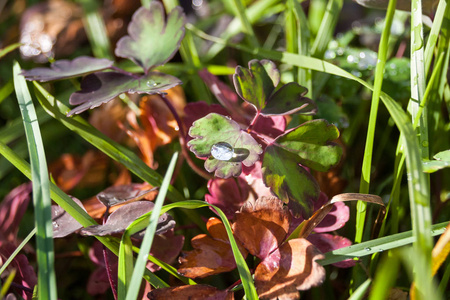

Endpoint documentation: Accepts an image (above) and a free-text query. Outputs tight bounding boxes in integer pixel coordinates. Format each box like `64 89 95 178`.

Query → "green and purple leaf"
115 2 186 73
21 56 114 81
233 59 278 111
261 82 317 116
68 71 181 116
188 113 263 178
274 119 342 172
262 147 320 218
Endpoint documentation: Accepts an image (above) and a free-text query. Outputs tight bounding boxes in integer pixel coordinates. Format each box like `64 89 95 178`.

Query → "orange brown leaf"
147 284 234 300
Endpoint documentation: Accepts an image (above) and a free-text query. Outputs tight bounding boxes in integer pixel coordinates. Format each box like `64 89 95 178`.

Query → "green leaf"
233 59 277 111
261 82 317 116
274 119 342 172
262 146 319 218
434 149 450 161
115 2 186 73
188 113 262 178
422 150 450 173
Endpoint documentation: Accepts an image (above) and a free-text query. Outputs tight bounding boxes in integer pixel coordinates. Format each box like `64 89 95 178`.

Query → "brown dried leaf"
147 284 234 300
254 238 326 300
232 197 290 259
178 217 247 278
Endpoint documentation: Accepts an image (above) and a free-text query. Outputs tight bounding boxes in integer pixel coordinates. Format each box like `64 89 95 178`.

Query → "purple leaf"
307 233 355 268
68 71 182 116
115 2 186 73
21 56 113 81
183 101 229 133
261 82 317 116
80 201 175 236
51 197 86 238
188 113 263 178
96 184 158 207
146 229 184 272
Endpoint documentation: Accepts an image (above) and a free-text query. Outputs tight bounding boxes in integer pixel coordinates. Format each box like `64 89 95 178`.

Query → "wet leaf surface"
115 2 185 73
68 71 182 116
188 113 262 178
233 197 290 259
52 197 86 238
21 56 113 81
178 217 248 278
147 284 234 300
262 147 319 218
254 238 326 299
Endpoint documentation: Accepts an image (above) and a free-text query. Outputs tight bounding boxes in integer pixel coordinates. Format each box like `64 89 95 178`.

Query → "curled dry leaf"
178 217 248 278
147 284 234 300
233 196 291 259
52 197 86 238
254 238 326 300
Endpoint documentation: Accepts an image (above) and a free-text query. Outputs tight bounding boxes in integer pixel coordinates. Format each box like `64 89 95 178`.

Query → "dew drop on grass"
364 247 371 251
211 142 234 161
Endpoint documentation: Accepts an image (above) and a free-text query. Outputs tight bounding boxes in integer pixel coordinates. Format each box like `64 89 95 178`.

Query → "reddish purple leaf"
307 233 355 268
51 197 86 238
68 72 181 116
146 229 184 272
0 182 32 243
252 115 286 139
96 184 158 207
183 102 229 134
21 56 113 81
254 238 326 299
80 201 175 237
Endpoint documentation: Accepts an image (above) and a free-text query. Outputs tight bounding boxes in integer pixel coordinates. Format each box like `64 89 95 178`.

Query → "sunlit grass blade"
0 228 36 277
120 152 179 300
348 278 371 300
0 43 21 59
320 221 448 266
127 199 258 299
424 0 448 74
310 0 342 58
226 0 259 47
78 0 112 59
368 252 400 300
0 80 13 104
32 82 185 203
13 61 57 300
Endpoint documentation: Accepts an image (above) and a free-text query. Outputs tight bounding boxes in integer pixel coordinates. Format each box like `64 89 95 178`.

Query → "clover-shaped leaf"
21 56 114 82
188 113 263 178
115 2 186 73
68 72 181 116
233 60 316 116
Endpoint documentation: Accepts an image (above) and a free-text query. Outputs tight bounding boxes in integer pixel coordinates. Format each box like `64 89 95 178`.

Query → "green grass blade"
310 0 343 58
123 152 179 300
0 43 21 59
226 0 259 48
0 79 13 104
320 221 448 266
0 228 36 277
368 252 400 300
355 0 397 245
348 278 371 300
32 82 185 203
13 62 57 300
424 0 448 75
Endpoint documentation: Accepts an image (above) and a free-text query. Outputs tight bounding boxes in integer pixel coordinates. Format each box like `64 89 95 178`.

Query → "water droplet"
52 221 59 228
364 247 371 251
211 142 234 161
146 80 159 87
347 55 357 64
174 126 179 131
379 249 384 252
225 116 231 120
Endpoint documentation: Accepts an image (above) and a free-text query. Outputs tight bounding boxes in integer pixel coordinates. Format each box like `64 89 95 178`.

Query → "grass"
0 0 449 299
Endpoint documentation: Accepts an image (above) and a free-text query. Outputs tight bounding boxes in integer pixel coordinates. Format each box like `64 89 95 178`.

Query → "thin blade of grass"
0 228 36 277
121 152 179 300
0 43 21 59
13 61 57 300
368 252 400 300
348 278 371 300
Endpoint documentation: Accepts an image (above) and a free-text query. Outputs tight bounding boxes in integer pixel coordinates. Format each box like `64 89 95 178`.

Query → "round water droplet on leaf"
211 142 234 161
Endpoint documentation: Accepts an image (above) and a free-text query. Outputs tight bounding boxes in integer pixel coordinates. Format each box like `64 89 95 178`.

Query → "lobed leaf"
261 82 317 116
115 2 186 73
233 59 278 111
188 113 262 178
68 72 181 116
21 56 114 82
274 119 342 172
254 238 326 299
262 147 319 218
